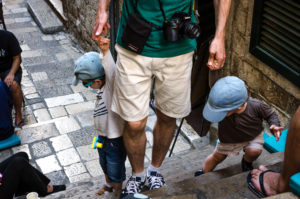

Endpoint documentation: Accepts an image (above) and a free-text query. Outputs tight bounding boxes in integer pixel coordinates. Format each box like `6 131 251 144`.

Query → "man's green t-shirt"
116 0 197 58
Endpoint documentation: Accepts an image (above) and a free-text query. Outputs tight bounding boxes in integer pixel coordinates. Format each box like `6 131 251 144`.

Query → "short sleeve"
8 32 22 57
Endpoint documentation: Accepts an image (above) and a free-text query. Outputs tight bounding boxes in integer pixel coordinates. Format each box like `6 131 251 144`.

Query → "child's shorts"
97 136 126 183
215 133 264 156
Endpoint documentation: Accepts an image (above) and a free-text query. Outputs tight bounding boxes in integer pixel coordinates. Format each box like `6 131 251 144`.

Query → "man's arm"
207 0 231 70
92 0 111 41
4 54 21 87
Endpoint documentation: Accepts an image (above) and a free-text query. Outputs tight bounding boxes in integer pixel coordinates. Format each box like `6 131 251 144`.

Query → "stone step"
45 0 67 22
27 0 63 34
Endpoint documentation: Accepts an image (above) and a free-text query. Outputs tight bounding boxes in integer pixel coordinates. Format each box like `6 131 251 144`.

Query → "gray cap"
203 76 248 123
72 52 104 86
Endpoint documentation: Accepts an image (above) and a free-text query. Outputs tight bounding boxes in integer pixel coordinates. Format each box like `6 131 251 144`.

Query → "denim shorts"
97 136 126 183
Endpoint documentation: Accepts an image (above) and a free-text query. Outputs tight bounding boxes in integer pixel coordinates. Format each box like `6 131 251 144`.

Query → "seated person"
0 30 24 127
0 152 66 199
195 76 283 176
72 36 126 195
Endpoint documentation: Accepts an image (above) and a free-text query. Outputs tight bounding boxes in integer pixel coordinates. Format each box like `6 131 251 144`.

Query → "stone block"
85 159 103 177
19 123 59 144
15 17 31 23
76 145 98 161
42 35 54 41
55 116 81 134
21 80 34 87
64 162 87 178
39 86 73 99
68 172 90 183
31 103 45 110
22 86 36 95
31 72 49 81
45 93 84 108
50 134 73 152
21 44 30 51
31 141 52 158
45 170 69 185
70 84 91 93
49 106 67 118
12 144 32 159
0 150 13 163
33 108 51 122
55 53 69 61
24 114 37 125
65 101 95 115
22 50 41 58
25 93 40 99
68 128 97 147
75 111 94 128
36 155 62 174
81 90 97 101
57 148 81 166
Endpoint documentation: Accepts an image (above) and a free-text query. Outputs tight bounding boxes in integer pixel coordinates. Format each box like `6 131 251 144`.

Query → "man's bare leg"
11 81 23 124
123 117 148 174
251 106 300 195
151 109 176 167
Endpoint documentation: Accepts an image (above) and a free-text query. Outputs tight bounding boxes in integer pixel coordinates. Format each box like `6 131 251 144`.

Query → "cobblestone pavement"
1 0 193 186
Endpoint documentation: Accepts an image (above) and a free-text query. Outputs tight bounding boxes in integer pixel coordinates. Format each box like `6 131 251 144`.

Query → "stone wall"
223 0 300 125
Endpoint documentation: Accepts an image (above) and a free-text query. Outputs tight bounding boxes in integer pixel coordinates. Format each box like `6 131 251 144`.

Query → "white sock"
133 171 145 182
105 183 112 188
147 164 160 176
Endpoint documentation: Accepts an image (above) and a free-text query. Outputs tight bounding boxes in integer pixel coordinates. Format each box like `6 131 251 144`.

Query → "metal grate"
250 0 300 87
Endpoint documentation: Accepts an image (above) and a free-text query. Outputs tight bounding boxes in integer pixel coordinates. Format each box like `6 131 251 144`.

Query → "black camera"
163 11 201 42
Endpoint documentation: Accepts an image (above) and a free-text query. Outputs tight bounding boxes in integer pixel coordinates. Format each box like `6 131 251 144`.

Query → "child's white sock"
133 171 145 182
147 164 161 176
105 183 112 188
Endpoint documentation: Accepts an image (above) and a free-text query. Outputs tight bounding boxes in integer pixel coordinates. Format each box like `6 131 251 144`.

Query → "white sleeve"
99 50 117 90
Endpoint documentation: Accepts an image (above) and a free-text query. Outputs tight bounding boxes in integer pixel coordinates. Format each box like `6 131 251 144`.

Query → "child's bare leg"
112 182 122 191
203 151 227 173
244 148 262 162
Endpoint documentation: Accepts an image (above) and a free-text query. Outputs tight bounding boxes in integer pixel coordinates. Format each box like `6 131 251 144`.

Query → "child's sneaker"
241 158 253 172
120 176 145 199
146 171 165 190
194 168 204 177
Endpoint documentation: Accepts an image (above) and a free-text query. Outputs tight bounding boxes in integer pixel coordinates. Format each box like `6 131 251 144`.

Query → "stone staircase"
43 143 298 199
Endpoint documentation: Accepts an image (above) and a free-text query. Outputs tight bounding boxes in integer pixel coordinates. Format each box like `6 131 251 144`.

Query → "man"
92 0 231 198
0 30 23 127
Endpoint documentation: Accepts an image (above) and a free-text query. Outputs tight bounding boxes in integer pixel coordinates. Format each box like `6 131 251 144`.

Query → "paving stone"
172 136 191 154
70 84 91 93
12 144 32 159
23 105 32 115
19 123 59 144
55 116 81 134
146 131 153 146
22 50 41 58
147 114 157 130
24 114 37 125
25 93 40 99
57 148 81 166
39 85 73 98
64 162 87 178
31 141 52 158
20 44 30 51
34 108 51 122
22 69 28 76
75 111 94 128
31 72 49 81
0 150 13 163
4 18 15 24
85 159 103 177
31 102 45 110
69 172 91 183
22 86 36 95
15 17 31 23
45 93 84 108
26 97 43 105
50 134 73 152
54 35 66 40
76 145 98 162
11 7 27 13
65 101 95 115
49 106 67 118
21 80 34 87
68 128 97 147
42 35 54 41
46 170 69 185
36 155 62 174
55 52 69 61
81 90 97 101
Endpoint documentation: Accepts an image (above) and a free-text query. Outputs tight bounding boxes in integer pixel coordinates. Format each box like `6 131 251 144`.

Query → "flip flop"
247 170 277 198
15 119 25 128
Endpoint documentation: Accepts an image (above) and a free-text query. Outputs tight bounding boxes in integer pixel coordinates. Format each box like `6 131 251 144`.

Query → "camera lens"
182 22 201 39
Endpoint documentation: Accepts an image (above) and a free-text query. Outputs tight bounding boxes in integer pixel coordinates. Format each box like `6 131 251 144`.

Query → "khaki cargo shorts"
111 44 194 122
215 133 264 156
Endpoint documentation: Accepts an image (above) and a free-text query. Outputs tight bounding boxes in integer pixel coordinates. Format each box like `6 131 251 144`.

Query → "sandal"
96 185 113 196
15 119 25 128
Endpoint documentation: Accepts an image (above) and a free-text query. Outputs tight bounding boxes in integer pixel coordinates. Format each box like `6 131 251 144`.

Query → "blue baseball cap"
203 76 248 123
72 52 105 86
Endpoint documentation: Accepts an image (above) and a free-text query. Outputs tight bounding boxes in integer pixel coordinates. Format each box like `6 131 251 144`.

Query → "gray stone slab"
0 150 13 163
27 0 63 34
31 140 53 158
64 162 87 178
19 123 59 144
85 159 103 177
50 134 73 152
36 154 62 174
76 145 98 162
75 111 94 128
46 170 69 185
45 93 84 108
68 128 97 147
39 85 73 99
56 148 81 166
55 116 81 134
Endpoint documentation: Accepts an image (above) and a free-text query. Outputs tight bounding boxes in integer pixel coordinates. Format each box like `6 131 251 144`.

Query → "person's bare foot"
250 165 281 196
47 185 53 193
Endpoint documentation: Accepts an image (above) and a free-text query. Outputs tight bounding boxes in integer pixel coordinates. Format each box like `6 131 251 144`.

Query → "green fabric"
116 0 197 58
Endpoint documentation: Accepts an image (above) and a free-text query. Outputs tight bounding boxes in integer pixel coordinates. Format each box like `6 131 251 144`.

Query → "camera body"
163 11 201 42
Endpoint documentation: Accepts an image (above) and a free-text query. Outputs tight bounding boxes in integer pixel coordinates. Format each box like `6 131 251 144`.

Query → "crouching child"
72 37 126 195
195 76 283 176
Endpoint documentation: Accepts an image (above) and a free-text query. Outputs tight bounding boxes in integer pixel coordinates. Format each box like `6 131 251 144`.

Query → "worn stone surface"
55 116 81 134
45 93 84 108
57 148 81 166
50 134 74 152
31 141 53 158
76 145 98 162
36 155 62 174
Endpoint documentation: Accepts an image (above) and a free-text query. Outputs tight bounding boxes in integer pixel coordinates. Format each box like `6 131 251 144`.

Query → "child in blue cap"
73 37 126 195
194 76 283 176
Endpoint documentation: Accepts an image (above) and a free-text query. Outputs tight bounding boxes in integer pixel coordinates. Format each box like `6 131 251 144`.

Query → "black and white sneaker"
146 171 165 190
120 176 146 199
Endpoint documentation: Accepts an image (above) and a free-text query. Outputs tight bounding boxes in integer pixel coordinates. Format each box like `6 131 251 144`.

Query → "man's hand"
98 36 110 55
92 0 111 41
207 37 226 70
4 73 14 87
270 125 284 141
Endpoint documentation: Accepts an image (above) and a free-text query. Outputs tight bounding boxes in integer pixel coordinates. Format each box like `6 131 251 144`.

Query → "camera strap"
158 0 193 21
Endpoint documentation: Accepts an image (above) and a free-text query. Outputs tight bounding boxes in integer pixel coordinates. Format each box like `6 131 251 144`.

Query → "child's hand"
98 36 110 55
270 125 284 141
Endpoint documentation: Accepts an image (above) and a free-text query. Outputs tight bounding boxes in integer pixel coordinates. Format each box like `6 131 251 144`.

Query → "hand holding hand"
207 37 226 70
98 36 110 55
270 125 284 141
92 10 110 41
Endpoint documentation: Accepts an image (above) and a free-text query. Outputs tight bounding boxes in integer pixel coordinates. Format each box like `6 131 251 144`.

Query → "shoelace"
148 173 165 189
124 177 142 194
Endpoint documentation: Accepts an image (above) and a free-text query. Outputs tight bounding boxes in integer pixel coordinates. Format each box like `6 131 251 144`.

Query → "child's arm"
259 102 283 141
98 36 110 56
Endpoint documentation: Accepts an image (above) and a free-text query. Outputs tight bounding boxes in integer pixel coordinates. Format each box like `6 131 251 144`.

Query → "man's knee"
10 81 21 91
125 118 147 134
